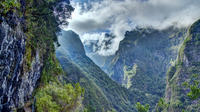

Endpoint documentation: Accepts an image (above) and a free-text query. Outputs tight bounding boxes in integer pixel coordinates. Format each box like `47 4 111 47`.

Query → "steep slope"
0 14 41 111
164 19 200 112
87 27 187 108
0 0 81 111
56 30 137 112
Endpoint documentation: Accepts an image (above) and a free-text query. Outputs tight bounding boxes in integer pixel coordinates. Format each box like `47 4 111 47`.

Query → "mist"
64 0 200 56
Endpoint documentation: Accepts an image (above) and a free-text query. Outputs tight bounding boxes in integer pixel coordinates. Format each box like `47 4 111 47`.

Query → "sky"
64 0 200 56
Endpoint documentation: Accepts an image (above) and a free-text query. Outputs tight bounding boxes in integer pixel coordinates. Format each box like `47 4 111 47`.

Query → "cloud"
64 0 200 56
81 33 116 55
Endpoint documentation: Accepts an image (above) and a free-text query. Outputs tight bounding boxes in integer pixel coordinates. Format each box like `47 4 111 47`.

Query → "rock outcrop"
0 17 42 111
165 19 200 112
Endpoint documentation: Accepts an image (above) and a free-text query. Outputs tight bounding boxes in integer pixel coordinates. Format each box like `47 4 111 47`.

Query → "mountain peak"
58 30 85 56
189 19 200 34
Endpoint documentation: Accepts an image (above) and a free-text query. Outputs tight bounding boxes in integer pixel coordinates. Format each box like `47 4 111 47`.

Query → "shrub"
0 0 20 15
156 98 168 112
35 83 84 112
135 102 150 112
183 74 200 100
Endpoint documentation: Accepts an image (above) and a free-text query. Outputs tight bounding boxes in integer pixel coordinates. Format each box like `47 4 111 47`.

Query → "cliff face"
0 0 74 111
0 16 42 111
89 27 187 107
165 19 200 112
107 27 186 86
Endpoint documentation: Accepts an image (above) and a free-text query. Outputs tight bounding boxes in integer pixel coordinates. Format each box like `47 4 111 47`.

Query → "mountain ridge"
163 19 200 112
56 30 135 112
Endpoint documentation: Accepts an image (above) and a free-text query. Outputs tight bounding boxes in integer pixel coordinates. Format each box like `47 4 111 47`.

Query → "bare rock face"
0 19 42 111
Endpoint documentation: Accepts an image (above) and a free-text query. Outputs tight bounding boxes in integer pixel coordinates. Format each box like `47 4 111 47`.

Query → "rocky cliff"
87 27 187 108
164 19 200 112
0 10 43 112
0 0 74 111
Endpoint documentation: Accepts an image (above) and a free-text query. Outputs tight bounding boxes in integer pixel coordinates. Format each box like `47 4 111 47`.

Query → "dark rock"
0 19 42 111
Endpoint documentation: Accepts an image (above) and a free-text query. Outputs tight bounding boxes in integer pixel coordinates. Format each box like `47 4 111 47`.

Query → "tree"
155 98 168 112
35 83 84 112
183 74 200 100
135 102 150 112
0 0 20 15
187 80 200 100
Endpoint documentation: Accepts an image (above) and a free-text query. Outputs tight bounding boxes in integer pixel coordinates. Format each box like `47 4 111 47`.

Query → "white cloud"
81 33 116 55
64 0 200 56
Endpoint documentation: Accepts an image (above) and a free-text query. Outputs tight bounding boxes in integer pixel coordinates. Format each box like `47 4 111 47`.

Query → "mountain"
1 0 200 112
163 19 200 112
56 30 136 112
87 27 187 108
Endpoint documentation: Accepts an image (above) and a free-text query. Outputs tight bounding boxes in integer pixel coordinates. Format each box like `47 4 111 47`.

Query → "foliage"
123 65 137 88
135 102 150 112
57 50 137 111
183 74 200 100
155 98 168 112
0 0 20 15
187 81 200 100
12 0 86 111
40 53 63 85
22 0 59 70
165 19 200 112
35 83 84 112
0 0 86 111
101 27 187 111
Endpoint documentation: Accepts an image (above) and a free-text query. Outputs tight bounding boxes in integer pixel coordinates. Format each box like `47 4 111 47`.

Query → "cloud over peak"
65 0 200 56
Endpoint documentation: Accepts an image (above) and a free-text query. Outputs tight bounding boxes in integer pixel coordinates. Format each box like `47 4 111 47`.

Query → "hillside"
0 0 200 112
56 30 135 112
87 27 187 108
163 19 200 112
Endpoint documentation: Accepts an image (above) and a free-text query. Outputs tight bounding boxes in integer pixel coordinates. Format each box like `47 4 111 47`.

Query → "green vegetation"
20 0 85 111
163 19 200 112
0 0 20 15
57 54 128 111
135 102 150 112
56 30 135 111
155 98 168 112
101 27 187 111
40 53 63 85
2 0 199 111
24 0 61 68
1 0 85 111
187 81 200 100
183 74 200 100
16 0 69 82
35 83 84 112
123 64 137 88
